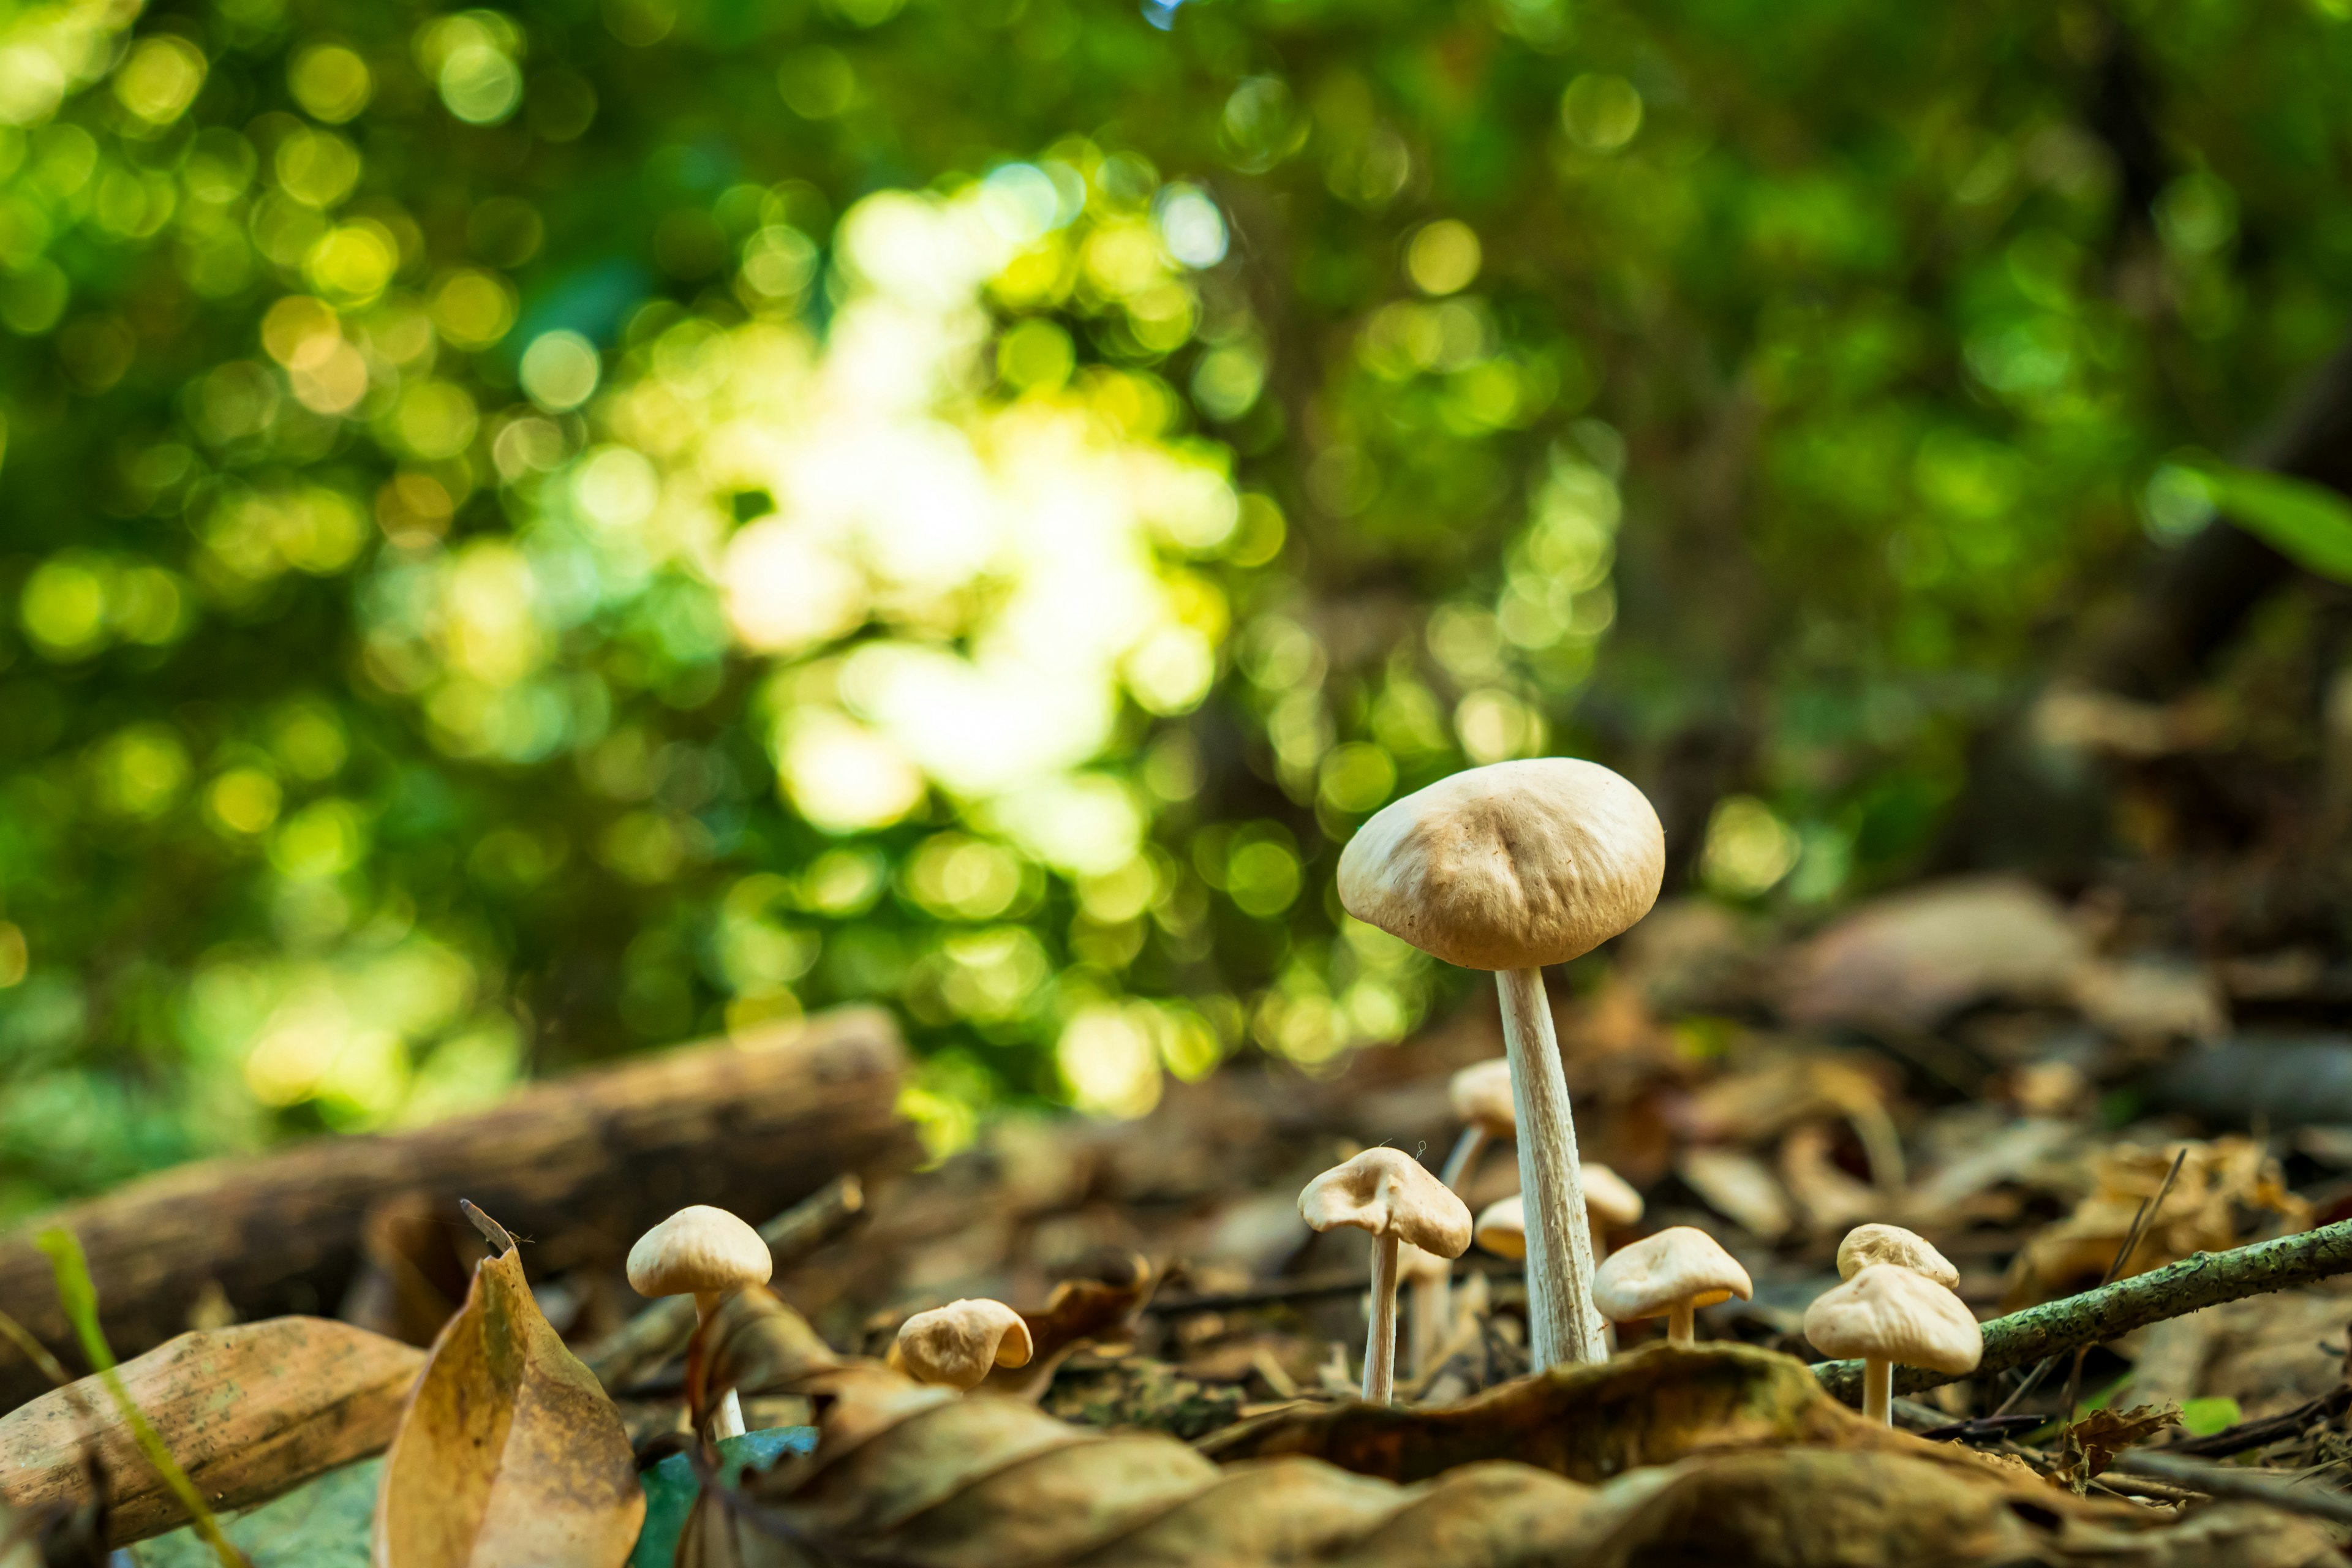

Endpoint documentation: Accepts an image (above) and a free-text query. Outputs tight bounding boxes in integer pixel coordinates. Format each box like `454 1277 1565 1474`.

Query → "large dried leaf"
2052 1404 2182 1488
0 1317 423 1544
372 1210 642 1568
665 1295 2329 1568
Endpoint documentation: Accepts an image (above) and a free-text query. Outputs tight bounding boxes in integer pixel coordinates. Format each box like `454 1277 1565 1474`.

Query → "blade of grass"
0 1304 70 1388
34 1227 247 1568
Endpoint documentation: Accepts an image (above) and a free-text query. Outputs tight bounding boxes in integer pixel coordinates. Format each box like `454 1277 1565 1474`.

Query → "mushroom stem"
1365 1233 1400 1404
1863 1356 1893 1425
1668 1298 1694 1345
1496 966 1604 1371
1438 1126 1488 1193
1409 1269 1450 1379
693 1291 746 1441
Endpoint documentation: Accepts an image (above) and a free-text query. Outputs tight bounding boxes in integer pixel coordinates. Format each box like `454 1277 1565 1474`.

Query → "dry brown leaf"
0 1316 423 1545
1781 874 2087 1033
982 1251 1153 1400
371 1205 642 1568
2053 1403 2182 1488
2006 1139 2312 1308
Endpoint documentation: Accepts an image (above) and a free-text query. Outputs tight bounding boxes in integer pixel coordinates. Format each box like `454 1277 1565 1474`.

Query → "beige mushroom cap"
1398 1242 1453 1287
1590 1226 1753 1322
1804 1264 1982 1375
1337 759 1665 971
1448 1058 1517 1135
627 1205 772 1300
893 1298 1035 1390
1582 1163 1645 1229
1473 1194 1526 1260
1836 1223 1959 1290
1298 1148 1473 1259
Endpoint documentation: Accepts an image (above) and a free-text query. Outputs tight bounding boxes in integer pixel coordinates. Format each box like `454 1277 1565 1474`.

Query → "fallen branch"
2107 1449 2352 1528
581 1173 867 1391
1813 1219 2352 1403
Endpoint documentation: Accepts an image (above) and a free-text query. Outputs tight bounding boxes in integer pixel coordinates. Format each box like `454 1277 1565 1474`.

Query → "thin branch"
2108 1448 2352 1528
1814 1215 2352 1404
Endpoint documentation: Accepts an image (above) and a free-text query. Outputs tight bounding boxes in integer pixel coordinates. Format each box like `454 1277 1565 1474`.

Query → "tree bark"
0 1006 916 1411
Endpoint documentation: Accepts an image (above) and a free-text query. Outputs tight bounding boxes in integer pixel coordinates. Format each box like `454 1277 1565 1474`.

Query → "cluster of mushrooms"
617 760 1983 1433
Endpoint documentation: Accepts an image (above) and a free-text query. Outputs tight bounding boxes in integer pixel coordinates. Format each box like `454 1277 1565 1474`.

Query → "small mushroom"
1590 1226 1752 1346
1340 760 1665 1372
1836 1223 1959 1289
1438 1058 1516 1192
1299 1148 1472 1404
1804 1262 1982 1424
1398 1243 1454 1380
891 1298 1035 1391
1474 1193 1525 1259
628 1205 773 1439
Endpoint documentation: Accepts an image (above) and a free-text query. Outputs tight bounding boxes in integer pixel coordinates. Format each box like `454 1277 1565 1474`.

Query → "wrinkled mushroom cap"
1448 1059 1517 1135
1582 1163 1645 1229
1298 1148 1472 1259
1590 1226 1753 1322
1337 759 1665 971
1804 1264 1982 1375
1473 1194 1526 1260
893 1298 1034 1390
1836 1223 1959 1290
627 1205 772 1300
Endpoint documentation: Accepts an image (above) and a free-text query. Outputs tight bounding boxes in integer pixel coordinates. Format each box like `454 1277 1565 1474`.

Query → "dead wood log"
0 1006 918 1412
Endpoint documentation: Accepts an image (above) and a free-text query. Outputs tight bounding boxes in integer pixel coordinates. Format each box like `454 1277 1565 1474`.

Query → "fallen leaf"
2052 1403 2182 1488
982 1251 1153 1400
1781 875 2086 1034
138 1459 382 1568
0 1317 423 1545
635 1428 814 1568
371 1204 643 1568
1673 1148 1794 1241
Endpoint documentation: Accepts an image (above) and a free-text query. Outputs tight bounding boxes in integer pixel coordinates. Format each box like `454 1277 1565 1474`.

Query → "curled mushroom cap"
1298 1148 1472 1258
1337 759 1665 972
1582 1163 1645 1230
1804 1264 1982 1376
893 1298 1035 1390
1448 1059 1517 1135
1590 1226 1753 1322
1473 1194 1526 1260
1836 1223 1959 1290
627 1205 772 1300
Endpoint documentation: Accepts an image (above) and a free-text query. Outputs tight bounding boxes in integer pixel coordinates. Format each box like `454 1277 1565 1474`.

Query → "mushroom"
1590 1226 1752 1346
1836 1223 1959 1289
1804 1262 1983 1425
1398 1243 1454 1380
1438 1058 1516 1191
1580 1166 1643 1351
1340 759 1664 1371
1299 1148 1472 1403
627 1205 773 1439
1474 1193 1525 1259
891 1298 1035 1391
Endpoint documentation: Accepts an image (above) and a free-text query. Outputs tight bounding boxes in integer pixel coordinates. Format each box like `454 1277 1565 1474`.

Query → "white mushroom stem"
1497 967 1604 1370
694 1290 745 1440
1438 1126 1488 1192
1409 1269 1450 1379
1365 1234 1401 1404
1668 1299 1694 1345
1862 1357 1892 1425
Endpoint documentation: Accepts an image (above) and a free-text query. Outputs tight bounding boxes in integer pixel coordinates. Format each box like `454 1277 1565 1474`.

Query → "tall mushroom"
1836 1223 1958 1289
628 1205 772 1439
1299 1148 1472 1403
1439 1058 1516 1190
891 1298 1034 1391
1804 1262 1982 1425
1591 1226 1752 1346
1339 758 1665 1370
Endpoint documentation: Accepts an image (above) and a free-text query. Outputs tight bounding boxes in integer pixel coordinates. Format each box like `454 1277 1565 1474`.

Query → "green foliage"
2 0 2350 1196
2172 458 2352 583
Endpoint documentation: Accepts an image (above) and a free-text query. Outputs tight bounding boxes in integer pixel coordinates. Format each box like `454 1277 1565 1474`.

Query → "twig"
1814 1215 2352 1403
2107 1448 2352 1527
2173 1387 2351 1458
1148 1262 1528 1317
584 1174 866 1390
0 1303 72 1387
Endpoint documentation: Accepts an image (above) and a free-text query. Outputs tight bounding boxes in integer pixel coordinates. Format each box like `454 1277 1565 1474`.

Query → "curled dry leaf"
981 1251 1154 1400
371 1209 643 1568
0 1317 424 1545
2052 1404 2182 1490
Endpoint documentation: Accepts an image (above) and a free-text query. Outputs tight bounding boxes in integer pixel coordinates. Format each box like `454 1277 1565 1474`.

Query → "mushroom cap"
1337 759 1665 971
1448 1059 1517 1136
1804 1264 1982 1375
1473 1194 1526 1260
626 1205 772 1300
893 1298 1035 1390
1298 1148 1473 1259
1582 1163 1645 1229
1836 1223 1959 1290
1590 1226 1753 1322
1398 1241 1453 1287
